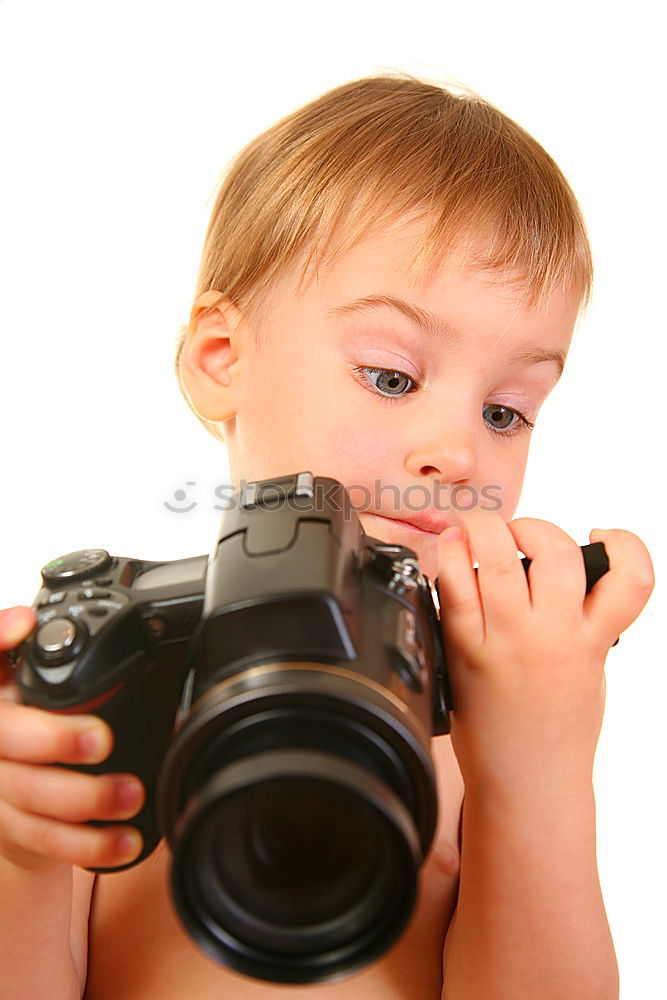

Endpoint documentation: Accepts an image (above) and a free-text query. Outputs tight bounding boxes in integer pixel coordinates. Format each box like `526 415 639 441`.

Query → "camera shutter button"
35 617 83 666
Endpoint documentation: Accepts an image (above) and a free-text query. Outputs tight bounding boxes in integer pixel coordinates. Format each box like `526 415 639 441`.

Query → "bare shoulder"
70 866 96 991
432 733 464 799
429 734 464 868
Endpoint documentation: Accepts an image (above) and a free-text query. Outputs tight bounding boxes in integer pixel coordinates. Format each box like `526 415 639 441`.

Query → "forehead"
272 215 579 358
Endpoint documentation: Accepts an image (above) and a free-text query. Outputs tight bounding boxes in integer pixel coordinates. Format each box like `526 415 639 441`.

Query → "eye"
350 364 536 439
350 365 416 398
483 403 535 438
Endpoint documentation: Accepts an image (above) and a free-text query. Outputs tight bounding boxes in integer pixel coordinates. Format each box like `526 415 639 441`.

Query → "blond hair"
175 70 593 443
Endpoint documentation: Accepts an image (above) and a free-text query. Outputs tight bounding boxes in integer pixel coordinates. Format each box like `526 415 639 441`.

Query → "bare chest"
85 737 463 1000
85 843 457 1000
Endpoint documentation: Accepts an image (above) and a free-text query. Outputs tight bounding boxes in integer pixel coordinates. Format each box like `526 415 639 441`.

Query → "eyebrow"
327 294 566 381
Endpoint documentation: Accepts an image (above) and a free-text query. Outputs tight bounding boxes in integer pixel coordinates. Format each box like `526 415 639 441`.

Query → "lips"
364 512 454 536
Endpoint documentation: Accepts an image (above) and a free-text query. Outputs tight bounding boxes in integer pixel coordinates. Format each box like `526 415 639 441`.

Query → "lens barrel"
158 663 436 984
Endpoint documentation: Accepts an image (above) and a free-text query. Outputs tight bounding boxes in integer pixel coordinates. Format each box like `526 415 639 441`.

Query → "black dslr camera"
15 472 610 984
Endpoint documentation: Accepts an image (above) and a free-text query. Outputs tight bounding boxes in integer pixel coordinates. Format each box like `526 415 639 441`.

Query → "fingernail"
116 831 142 862
78 728 106 760
115 781 143 812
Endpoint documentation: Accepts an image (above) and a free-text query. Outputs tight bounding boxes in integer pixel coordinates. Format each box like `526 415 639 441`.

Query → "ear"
179 295 246 423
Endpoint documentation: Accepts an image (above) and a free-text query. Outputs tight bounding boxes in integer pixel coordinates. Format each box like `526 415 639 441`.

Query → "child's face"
190 216 579 580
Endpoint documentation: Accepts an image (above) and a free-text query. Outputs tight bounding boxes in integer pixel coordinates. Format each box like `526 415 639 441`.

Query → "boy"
0 72 654 999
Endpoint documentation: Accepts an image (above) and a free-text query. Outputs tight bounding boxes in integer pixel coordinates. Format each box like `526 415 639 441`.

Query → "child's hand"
435 512 654 791
0 606 145 872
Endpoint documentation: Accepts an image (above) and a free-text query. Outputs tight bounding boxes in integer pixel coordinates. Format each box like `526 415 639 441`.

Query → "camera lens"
158 663 438 984
241 782 378 926
169 750 420 983
203 779 388 932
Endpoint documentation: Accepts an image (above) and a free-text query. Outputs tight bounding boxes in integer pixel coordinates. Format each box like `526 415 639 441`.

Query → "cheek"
322 423 396 500
236 366 392 489
479 446 529 520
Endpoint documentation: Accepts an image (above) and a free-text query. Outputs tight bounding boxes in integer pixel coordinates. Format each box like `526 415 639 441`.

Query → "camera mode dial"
41 549 112 584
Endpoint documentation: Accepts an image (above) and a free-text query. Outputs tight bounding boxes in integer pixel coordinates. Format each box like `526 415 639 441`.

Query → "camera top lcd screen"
132 556 207 592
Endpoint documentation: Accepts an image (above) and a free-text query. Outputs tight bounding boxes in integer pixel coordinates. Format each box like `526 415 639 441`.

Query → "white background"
0 1 664 996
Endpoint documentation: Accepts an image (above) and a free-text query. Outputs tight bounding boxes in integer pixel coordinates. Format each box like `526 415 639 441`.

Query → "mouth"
361 513 446 538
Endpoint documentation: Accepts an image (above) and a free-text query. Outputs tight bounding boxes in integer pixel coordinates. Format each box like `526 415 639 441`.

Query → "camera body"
14 471 610 984
16 471 449 856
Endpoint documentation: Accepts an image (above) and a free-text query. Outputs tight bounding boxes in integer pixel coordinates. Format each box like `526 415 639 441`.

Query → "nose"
404 422 476 484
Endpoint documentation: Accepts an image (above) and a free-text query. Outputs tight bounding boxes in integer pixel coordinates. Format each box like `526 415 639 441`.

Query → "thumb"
0 607 37 651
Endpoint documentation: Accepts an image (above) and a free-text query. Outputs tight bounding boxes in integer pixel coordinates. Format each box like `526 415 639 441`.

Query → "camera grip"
64 671 163 872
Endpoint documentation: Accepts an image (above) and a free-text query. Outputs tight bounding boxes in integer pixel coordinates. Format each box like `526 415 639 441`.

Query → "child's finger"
0 799 143 870
583 528 655 647
0 606 37 651
0 760 145 823
435 525 484 649
0 701 113 766
507 517 587 621
453 508 531 635
0 606 37 690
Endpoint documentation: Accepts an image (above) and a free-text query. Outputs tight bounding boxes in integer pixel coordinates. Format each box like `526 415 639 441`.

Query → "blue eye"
350 364 534 439
483 403 534 438
350 365 415 397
